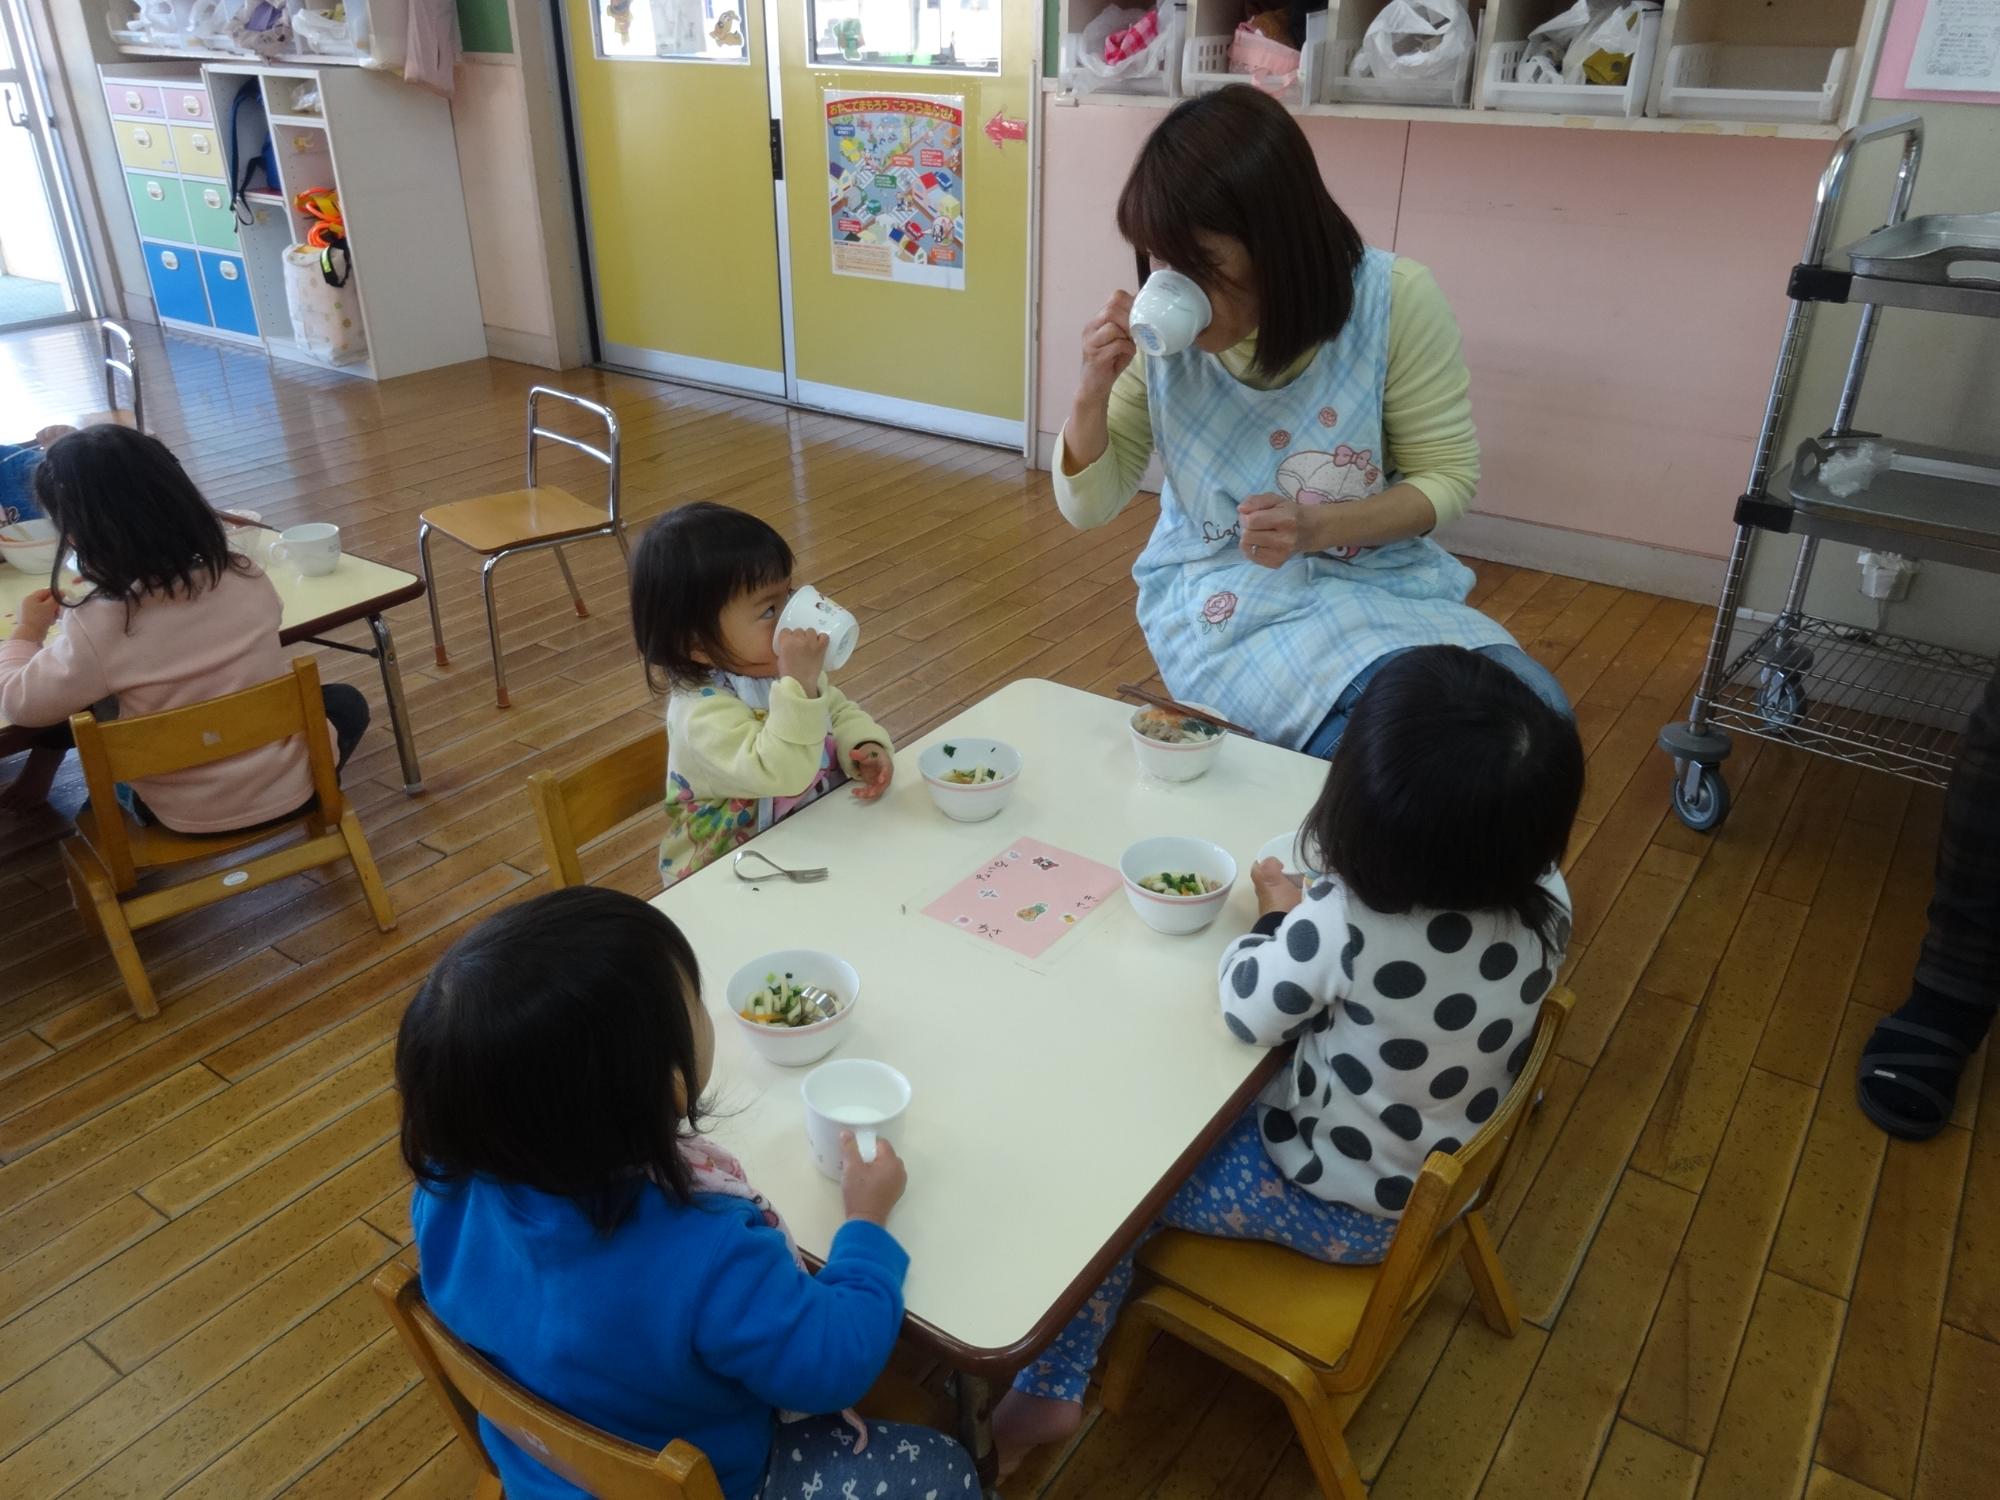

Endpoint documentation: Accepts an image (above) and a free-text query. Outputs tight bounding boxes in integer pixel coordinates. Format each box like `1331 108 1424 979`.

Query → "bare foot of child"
0 747 63 814
991 1389 1084 1478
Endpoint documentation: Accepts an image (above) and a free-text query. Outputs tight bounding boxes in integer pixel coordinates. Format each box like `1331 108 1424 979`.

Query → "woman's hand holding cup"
1079 291 1138 403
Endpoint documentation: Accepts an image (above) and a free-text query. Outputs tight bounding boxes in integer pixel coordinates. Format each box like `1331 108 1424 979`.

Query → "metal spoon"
795 982 845 1022
732 848 829 884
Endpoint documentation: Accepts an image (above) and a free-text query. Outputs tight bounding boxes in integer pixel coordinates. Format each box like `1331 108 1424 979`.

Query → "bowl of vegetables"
917 738 1023 823
1119 836 1238 935
726 949 860 1068
1129 705 1226 782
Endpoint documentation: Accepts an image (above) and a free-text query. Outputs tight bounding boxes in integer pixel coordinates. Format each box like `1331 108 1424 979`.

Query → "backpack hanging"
225 78 276 225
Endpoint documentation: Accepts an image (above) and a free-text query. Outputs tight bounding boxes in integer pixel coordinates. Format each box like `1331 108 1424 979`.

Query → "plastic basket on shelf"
1322 22 1476 108
1183 9 1326 109
1656 44 1849 124
1478 8 1657 117
1059 3 1186 97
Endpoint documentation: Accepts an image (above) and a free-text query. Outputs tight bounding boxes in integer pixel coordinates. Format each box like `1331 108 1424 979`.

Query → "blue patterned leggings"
759 1415 976 1498
1010 1108 1399 1403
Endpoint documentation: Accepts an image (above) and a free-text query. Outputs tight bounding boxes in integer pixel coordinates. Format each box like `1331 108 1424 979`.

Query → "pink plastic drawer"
163 87 212 125
103 81 166 119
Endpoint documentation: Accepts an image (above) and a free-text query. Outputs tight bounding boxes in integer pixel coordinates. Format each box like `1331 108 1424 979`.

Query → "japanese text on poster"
1905 0 2000 93
825 92 965 290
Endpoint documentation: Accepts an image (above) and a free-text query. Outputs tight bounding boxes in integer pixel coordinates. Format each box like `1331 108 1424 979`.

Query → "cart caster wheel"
1672 765 1731 833
1756 671 1808 728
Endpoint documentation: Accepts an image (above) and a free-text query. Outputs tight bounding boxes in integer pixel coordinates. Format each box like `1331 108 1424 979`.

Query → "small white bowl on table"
1129 704 1227 782
1120 836 1238 935
727 949 860 1068
917 738 1023 823
0 520 60 575
1256 829 1322 880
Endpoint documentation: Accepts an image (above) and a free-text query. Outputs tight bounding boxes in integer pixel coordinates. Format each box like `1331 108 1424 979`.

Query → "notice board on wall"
1876 0 2000 102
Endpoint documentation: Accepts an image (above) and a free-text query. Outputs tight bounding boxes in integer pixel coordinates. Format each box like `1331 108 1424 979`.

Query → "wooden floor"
1 323 1993 1500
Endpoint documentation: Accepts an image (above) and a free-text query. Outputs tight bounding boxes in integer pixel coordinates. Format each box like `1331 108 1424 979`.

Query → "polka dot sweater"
1216 872 1571 1218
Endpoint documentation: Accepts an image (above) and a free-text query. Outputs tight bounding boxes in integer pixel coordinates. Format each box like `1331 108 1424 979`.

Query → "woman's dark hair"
1117 84 1366 378
1305 646 1584 957
629 501 793 690
33 426 245 607
395 887 708 1235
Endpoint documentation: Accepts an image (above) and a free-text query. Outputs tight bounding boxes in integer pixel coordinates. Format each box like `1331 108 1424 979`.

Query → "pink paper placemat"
921 837 1122 960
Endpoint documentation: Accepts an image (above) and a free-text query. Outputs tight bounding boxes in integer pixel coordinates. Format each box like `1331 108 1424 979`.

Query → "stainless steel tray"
1776 434 2000 574
1846 213 2000 289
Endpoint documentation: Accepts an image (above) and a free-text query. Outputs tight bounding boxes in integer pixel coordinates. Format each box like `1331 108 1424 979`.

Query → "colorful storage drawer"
169 124 225 181
163 86 212 124
103 81 165 119
142 242 210 327
114 120 176 173
124 172 194 244
199 251 258 337
185 182 240 252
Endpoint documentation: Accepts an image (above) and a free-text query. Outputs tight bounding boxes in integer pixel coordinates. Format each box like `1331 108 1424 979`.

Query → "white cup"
775 583 861 671
270 522 341 578
802 1057 911 1181
1128 270 1213 358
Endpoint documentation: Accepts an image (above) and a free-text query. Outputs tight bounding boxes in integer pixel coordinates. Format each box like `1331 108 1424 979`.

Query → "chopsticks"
1116 684 1257 739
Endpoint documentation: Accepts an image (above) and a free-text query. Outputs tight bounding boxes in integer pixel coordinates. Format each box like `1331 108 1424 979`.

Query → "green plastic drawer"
125 172 192 244
183 181 239 252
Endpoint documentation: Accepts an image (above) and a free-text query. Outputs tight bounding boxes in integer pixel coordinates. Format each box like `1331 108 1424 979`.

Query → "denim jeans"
1304 644 1572 760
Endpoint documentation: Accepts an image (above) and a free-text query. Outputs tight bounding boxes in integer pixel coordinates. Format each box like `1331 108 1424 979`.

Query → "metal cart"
1658 114 2000 831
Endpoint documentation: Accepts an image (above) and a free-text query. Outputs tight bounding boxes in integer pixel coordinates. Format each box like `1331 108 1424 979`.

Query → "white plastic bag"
1073 6 1172 95
1522 1 1658 86
283 245 368 366
1353 0 1472 81
403 0 461 95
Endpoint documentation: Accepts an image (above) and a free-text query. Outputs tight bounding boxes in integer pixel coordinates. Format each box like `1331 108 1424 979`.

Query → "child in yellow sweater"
630 503 892 887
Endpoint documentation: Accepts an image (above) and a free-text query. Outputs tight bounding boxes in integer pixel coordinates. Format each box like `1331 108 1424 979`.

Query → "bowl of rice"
1119 836 1237 935
1129 705 1226 782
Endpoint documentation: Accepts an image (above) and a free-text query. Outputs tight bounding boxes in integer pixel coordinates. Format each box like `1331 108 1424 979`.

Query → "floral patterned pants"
1010 1108 1399 1403
758 1415 976 1499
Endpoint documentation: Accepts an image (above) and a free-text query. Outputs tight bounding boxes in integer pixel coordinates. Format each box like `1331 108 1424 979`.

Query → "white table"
654 679 1329 1386
0 551 427 790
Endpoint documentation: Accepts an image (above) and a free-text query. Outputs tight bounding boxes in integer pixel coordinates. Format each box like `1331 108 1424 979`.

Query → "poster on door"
825 91 965 291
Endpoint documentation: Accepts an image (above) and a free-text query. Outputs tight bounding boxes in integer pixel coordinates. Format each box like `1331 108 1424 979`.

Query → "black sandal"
1855 1015 1970 1141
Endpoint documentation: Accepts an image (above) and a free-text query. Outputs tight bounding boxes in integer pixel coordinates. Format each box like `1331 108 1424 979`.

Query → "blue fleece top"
1 442 45 526
410 1174 910 1500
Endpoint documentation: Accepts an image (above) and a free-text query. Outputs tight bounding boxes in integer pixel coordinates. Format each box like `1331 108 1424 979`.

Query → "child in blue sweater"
399 888 975 1500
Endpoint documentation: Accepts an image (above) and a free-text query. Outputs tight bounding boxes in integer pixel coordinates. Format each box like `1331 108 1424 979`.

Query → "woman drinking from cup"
1056 85 1568 755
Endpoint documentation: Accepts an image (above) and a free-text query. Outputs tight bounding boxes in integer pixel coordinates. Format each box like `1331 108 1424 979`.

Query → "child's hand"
775 629 828 697
13 589 59 642
849 743 893 801
1251 857 1304 917
839 1133 907 1227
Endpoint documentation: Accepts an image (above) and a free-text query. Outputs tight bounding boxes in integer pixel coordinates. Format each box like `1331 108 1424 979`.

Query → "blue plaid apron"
1134 248 1510 749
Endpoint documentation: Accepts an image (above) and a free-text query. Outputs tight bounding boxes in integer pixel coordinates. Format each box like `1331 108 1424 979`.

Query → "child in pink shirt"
0 427 366 830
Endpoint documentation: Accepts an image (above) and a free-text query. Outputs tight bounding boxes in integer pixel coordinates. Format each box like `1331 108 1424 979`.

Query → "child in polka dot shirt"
994 646 1585 1471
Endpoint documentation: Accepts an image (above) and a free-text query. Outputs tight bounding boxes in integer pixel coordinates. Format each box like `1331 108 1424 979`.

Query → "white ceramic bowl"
1120 836 1238 935
1129 704 1227 783
1256 829 1322 879
0 519 60 576
918 738 1023 823
726 949 860 1068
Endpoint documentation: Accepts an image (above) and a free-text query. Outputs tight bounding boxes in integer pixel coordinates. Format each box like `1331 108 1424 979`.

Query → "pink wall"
1036 101 1830 558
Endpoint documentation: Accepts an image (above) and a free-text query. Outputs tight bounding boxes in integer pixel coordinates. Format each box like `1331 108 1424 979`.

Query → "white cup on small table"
801 1058 911 1180
270 522 342 578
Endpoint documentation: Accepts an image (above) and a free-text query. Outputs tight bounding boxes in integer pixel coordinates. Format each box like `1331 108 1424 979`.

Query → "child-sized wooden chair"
61 657 395 1020
416 386 625 709
374 1257 726 1500
1099 988 1576 1500
526 730 667 890
71 321 145 432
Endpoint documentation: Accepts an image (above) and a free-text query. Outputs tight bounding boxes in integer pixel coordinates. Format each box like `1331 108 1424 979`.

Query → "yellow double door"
562 0 1032 447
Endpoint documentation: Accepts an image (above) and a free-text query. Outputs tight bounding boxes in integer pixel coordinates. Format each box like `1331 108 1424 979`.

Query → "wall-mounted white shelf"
1050 0 1889 140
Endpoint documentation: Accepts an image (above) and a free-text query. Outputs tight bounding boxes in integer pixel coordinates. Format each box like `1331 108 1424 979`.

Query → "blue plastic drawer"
142 240 209 326
199 250 257 336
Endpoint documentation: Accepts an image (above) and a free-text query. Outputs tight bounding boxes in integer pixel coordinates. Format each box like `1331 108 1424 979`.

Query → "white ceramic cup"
775 584 861 671
270 522 341 578
1128 270 1214 358
801 1057 911 1181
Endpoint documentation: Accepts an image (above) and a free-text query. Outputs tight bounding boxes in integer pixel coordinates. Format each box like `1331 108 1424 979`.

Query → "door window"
808 0 1000 71
595 0 749 61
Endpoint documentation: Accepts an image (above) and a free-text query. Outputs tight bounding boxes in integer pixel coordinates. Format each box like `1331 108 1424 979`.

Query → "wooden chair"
72 320 144 431
417 386 626 709
61 657 395 1020
1098 988 1577 1500
526 729 667 890
373 1257 726 1500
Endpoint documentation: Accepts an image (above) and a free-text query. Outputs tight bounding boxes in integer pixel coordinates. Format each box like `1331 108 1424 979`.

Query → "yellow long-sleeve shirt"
1053 257 1478 530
